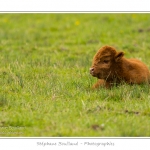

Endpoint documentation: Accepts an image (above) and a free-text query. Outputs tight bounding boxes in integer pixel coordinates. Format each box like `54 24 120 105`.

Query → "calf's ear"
115 52 124 62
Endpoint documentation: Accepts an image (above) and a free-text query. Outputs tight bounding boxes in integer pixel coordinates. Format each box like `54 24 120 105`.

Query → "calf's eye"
103 60 109 63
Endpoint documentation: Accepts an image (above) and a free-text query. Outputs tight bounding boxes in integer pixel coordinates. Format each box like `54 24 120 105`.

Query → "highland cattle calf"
90 46 150 88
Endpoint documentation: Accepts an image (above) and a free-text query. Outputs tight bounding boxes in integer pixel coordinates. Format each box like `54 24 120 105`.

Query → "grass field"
0 14 150 137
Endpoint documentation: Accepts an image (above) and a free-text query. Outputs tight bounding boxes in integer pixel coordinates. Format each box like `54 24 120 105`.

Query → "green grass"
0 13 150 136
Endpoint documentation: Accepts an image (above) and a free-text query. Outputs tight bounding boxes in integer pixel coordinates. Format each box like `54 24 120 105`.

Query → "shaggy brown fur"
90 45 150 88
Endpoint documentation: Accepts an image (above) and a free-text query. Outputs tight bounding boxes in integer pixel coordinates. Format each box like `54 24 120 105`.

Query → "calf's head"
90 46 124 80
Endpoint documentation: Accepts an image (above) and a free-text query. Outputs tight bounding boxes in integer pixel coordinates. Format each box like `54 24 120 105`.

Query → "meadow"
0 13 150 136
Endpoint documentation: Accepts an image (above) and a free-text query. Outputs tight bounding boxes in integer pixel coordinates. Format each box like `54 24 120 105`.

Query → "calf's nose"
90 68 94 74
90 68 94 71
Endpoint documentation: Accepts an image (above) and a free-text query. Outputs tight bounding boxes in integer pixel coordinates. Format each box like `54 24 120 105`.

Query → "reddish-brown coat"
90 46 150 88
